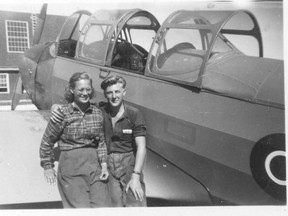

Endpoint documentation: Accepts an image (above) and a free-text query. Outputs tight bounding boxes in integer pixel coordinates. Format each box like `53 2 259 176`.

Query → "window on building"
5 20 30 53
0 74 9 94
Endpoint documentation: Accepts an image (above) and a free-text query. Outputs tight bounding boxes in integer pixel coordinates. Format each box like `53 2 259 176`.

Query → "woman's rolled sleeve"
40 120 63 169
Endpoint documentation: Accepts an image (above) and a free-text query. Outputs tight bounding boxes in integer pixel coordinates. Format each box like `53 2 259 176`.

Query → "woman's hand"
99 163 109 181
44 168 57 186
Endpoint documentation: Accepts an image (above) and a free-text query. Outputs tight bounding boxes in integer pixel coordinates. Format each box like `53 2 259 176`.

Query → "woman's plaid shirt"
40 103 107 169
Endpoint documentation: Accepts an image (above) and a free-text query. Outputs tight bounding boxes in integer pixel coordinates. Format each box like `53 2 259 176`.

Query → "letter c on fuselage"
250 133 286 202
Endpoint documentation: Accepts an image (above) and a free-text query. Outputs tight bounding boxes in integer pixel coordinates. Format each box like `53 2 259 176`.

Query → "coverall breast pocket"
121 129 133 141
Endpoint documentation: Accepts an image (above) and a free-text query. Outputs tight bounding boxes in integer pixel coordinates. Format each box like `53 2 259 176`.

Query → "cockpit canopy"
54 9 283 108
147 10 263 87
77 9 160 71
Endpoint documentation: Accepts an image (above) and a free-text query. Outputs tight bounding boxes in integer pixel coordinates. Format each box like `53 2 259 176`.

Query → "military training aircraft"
4 2 285 207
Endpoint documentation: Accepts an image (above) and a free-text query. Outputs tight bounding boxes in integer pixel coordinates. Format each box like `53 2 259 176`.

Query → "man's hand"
125 173 144 201
99 162 109 181
44 168 57 186
99 168 109 181
51 104 64 124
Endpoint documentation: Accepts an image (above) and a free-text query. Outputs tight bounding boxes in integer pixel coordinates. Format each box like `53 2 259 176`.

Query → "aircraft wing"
0 110 61 208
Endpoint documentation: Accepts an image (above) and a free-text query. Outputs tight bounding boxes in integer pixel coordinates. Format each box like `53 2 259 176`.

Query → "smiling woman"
64 72 95 106
39 72 111 208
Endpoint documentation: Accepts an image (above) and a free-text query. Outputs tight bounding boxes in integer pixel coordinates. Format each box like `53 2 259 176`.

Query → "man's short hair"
101 76 127 90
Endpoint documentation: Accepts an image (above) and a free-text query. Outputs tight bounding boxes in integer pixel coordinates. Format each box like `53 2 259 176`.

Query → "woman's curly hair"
64 72 95 103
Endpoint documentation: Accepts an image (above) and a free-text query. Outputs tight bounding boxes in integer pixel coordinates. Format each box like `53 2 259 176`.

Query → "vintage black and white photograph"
0 0 286 215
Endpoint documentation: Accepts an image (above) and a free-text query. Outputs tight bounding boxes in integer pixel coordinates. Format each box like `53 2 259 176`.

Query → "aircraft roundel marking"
264 150 286 186
250 133 286 202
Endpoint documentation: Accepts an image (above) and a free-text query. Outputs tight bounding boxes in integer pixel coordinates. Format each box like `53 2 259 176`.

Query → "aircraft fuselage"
18 8 286 205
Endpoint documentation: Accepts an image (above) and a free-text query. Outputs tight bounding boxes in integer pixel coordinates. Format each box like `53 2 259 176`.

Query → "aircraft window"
79 24 112 63
223 34 259 57
126 16 152 26
58 14 79 40
93 10 125 22
58 13 88 41
111 28 152 73
179 18 209 25
112 38 148 73
212 36 233 53
209 35 239 61
168 11 213 25
57 13 90 58
153 28 206 83
222 12 254 31
74 14 90 40
130 29 155 52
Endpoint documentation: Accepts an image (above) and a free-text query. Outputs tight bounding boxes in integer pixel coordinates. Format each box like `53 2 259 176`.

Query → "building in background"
0 10 66 108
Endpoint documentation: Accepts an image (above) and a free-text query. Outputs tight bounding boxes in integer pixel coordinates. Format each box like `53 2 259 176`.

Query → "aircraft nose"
18 55 37 88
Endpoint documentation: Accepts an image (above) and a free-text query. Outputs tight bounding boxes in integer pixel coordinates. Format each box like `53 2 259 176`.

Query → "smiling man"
99 76 147 207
